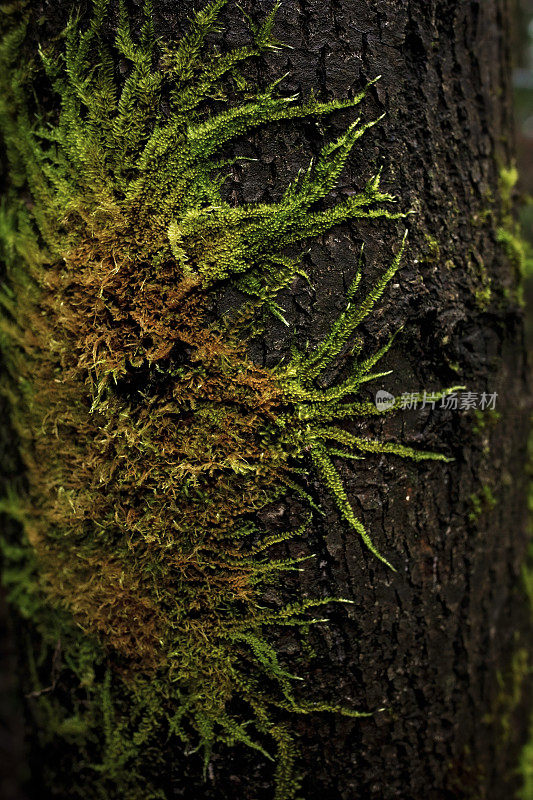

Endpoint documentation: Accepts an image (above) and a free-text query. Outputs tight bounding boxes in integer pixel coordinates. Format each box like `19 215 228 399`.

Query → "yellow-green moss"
0 1 456 797
518 414 533 799
468 485 497 522
472 408 502 435
483 638 529 746
497 165 533 306
420 232 440 264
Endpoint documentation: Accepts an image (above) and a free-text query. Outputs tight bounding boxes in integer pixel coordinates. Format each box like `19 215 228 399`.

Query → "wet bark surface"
3 0 532 798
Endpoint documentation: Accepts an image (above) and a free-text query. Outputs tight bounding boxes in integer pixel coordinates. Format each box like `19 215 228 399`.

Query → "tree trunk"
1 1 531 799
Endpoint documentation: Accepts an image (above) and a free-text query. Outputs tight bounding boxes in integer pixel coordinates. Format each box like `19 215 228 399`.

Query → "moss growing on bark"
468 485 497 522
497 165 533 306
0 1 457 797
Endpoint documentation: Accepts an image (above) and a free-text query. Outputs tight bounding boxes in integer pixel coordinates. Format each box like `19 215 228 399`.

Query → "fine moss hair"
0 1 457 797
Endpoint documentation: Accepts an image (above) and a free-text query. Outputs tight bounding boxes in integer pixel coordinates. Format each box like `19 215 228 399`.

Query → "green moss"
0 1 457 797
468 485 497 522
474 283 492 310
472 408 502 435
472 409 502 458
483 641 529 745
496 165 533 305
466 251 492 310
500 165 519 214
420 232 440 264
518 418 533 799
469 165 533 309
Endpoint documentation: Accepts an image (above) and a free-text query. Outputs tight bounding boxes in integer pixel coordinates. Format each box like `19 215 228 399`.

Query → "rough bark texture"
2 1 532 798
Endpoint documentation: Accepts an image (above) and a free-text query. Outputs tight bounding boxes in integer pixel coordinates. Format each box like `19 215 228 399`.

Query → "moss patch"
0 1 456 797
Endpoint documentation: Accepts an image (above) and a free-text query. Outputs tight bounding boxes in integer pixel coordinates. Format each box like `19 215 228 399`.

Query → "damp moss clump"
0 1 455 797
497 165 533 305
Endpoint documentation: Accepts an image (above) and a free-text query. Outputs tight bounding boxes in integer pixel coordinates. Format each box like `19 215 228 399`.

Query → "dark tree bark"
2 1 531 799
